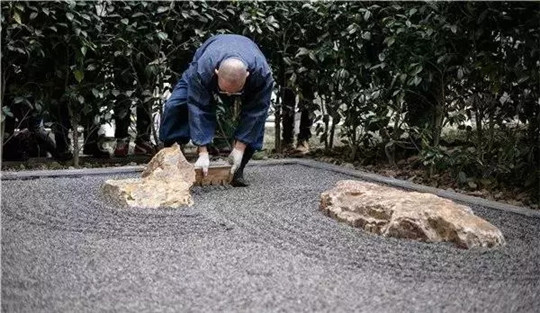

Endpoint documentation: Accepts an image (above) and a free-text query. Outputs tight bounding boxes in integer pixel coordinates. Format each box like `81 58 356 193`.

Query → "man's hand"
228 141 246 174
195 151 210 176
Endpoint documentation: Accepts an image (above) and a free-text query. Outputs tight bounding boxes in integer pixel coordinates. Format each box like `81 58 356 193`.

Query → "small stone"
128 162 137 166
252 151 267 160
342 163 355 170
320 180 505 249
494 192 504 200
68 166 75 170
507 200 523 207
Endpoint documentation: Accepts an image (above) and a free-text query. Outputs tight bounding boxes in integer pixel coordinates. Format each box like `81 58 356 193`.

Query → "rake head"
193 165 233 186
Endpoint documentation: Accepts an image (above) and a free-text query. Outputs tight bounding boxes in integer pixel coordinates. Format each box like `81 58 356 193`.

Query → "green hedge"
1 1 538 201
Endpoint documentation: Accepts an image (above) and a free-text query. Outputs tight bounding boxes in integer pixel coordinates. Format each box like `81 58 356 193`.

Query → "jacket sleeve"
234 73 274 149
187 72 215 147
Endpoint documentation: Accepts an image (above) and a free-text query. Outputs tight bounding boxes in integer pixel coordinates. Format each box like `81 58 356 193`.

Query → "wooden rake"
193 164 233 186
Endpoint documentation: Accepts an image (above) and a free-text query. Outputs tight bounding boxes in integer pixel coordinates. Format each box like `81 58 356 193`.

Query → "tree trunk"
1 70 7 160
71 116 80 168
0 114 5 161
322 98 329 151
529 103 540 208
329 115 336 149
430 77 445 177
473 95 484 162
274 85 282 153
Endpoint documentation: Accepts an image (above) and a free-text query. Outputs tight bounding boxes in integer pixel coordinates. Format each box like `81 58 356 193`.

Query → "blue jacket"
173 34 273 150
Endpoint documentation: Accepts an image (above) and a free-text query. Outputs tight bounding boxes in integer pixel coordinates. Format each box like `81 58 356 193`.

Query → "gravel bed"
2 164 539 312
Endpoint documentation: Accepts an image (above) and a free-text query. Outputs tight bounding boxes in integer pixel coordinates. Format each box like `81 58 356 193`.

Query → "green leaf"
450 25 457 34
2 106 14 118
399 73 407 82
121 18 129 25
73 70 84 83
30 12 38 20
346 24 357 35
157 31 168 40
457 68 463 80
517 76 529 84
132 12 144 18
92 88 99 98
81 46 87 56
364 10 371 21
296 47 309 57
157 6 169 13
66 12 74 21
384 37 395 47
42 8 50 16
436 55 445 64
13 12 22 25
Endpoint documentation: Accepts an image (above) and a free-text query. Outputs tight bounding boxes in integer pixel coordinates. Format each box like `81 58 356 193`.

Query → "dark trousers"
114 94 152 142
282 87 312 146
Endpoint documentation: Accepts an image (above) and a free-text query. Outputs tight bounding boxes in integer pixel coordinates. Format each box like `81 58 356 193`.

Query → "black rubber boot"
231 146 255 187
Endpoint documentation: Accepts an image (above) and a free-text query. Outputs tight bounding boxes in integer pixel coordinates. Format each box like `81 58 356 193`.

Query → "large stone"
320 180 505 249
102 143 195 208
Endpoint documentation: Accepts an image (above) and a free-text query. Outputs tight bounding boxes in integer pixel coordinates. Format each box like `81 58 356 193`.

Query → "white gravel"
2 164 539 312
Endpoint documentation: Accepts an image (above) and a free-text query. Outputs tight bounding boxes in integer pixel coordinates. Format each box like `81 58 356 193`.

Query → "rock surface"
320 180 505 249
102 143 195 208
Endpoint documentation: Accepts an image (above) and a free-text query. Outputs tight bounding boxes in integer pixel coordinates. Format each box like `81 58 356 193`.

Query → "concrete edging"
0 166 145 180
2 158 539 218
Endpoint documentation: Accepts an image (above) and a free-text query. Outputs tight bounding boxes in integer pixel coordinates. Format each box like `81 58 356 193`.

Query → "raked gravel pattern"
2 164 540 313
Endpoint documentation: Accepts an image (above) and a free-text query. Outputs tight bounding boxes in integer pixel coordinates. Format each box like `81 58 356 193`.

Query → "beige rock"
102 143 195 208
320 180 505 249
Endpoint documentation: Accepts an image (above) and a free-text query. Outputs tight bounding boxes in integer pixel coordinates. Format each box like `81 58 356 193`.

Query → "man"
159 34 274 187
281 80 314 156
112 55 156 157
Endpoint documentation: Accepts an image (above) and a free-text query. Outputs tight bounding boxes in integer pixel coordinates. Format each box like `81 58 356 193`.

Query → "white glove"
194 152 210 176
228 148 244 174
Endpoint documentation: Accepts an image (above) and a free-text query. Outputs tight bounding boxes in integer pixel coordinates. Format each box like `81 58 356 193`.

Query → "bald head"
215 58 249 95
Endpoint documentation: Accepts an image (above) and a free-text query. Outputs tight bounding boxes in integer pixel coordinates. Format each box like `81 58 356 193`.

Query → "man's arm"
234 73 274 150
187 73 215 149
